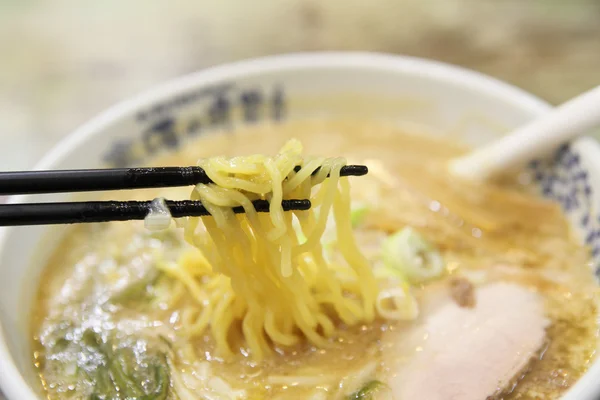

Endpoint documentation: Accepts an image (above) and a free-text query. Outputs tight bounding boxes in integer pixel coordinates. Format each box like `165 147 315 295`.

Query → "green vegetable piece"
347 380 390 400
139 359 170 400
51 336 71 352
90 359 169 400
108 352 145 396
382 226 445 284
106 347 170 399
350 203 369 227
45 321 75 351
44 326 171 400
109 269 161 305
91 367 116 399
81 329 102 349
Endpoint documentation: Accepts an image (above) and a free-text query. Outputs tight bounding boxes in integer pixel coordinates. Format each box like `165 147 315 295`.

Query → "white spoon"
449 85 600 181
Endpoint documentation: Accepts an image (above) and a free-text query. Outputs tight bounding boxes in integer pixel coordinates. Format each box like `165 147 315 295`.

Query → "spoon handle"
450 85 600 181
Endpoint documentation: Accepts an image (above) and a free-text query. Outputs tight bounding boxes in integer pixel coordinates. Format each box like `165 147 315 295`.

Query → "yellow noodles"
160 139 384 360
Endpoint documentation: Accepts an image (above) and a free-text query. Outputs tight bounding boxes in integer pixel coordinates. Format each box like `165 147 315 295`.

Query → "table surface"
2 0 600 398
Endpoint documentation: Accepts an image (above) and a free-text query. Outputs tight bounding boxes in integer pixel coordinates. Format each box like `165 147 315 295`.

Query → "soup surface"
31 119 599 399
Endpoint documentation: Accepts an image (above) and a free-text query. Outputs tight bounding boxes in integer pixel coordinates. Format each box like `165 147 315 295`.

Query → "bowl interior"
0 53 598 400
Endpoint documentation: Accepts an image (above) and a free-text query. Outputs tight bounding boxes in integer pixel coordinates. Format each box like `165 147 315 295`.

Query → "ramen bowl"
0 52 599 400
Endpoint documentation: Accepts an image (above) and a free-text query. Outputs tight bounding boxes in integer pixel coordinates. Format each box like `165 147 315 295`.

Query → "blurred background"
1 0 600 171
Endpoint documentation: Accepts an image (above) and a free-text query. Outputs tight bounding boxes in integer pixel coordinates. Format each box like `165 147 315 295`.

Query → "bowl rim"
3 51 592 400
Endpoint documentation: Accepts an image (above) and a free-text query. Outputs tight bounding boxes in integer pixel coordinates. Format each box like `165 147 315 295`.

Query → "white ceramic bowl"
1 52 599 400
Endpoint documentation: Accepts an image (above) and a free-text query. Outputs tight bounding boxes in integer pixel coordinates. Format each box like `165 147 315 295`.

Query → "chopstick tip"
340 165 368 177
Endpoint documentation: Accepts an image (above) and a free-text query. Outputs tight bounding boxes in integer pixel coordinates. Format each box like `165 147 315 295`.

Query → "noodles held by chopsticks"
158 139 385 360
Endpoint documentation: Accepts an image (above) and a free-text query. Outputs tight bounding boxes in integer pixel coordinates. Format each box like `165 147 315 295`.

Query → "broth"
31 119 598 399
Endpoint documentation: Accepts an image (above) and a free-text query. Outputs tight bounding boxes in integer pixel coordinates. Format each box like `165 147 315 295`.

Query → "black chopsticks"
0 164 367 226
0 165 368 195
0 199 311 226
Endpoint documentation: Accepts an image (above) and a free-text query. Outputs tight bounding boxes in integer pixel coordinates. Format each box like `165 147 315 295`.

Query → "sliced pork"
382 282 549 400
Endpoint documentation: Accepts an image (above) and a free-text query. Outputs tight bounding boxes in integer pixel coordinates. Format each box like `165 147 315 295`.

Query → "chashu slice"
382 282 550 400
